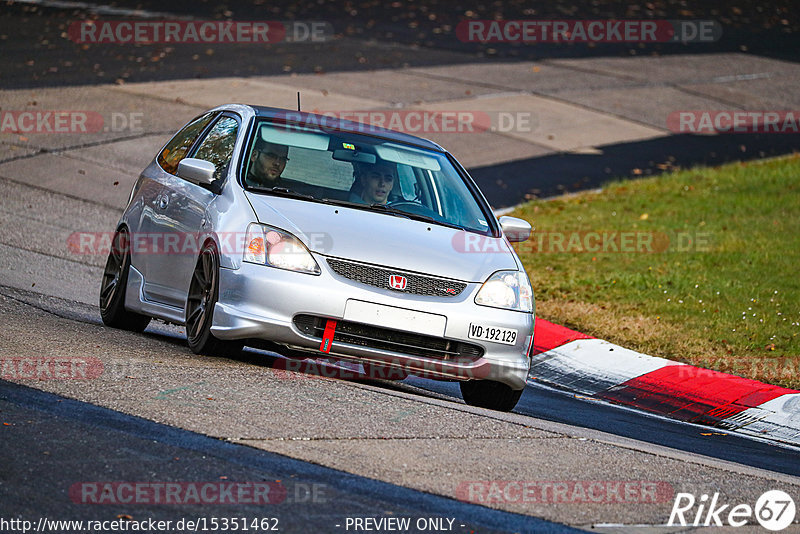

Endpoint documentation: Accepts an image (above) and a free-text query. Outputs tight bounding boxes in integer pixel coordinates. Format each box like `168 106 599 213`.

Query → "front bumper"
210 260 533 390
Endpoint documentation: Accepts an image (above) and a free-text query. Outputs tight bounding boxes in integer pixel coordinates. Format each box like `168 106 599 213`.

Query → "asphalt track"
4 0 799 90
6 286 800 481
1 284 799 530
0 379 577 534
404 377 800 478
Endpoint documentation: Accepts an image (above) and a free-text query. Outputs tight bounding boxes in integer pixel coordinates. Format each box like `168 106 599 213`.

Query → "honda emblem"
389 274 407 290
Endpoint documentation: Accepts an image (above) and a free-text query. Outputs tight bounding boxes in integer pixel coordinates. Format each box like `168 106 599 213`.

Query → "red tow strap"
320 319 337 353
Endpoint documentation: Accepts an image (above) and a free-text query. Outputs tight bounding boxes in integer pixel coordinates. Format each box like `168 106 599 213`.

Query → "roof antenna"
297 91 301 112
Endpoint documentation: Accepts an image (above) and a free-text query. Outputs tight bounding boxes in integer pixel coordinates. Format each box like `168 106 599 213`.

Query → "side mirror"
177 158 216 186
499 216 532 242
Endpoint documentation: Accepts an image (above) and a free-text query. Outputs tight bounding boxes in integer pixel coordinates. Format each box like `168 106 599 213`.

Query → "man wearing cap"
247 139 289 187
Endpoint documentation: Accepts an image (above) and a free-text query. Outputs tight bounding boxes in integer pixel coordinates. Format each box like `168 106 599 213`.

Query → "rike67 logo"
669 490 796 530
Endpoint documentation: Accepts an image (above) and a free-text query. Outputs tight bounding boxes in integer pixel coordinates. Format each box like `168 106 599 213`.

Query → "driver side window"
193 116 239 181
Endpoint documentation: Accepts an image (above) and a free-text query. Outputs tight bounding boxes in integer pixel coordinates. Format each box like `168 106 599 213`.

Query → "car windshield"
242 119 494 234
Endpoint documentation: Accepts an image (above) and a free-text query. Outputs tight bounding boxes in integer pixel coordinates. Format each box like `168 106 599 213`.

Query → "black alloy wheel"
99 227 151 332
185 242 242 356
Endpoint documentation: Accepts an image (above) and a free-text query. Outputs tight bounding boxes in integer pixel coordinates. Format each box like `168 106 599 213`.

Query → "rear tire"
185 242 243 357
99 228 151 332
460 380 523 412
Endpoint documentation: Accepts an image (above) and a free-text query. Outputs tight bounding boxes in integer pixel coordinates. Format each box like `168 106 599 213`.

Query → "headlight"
475 271 534 312
243 223 321 275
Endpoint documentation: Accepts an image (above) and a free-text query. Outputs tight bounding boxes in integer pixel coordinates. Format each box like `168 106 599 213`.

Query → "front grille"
293 314 484 363
326 258 467 297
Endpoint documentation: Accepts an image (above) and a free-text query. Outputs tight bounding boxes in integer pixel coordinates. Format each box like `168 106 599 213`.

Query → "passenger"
247 139 289 187
349 161 396 205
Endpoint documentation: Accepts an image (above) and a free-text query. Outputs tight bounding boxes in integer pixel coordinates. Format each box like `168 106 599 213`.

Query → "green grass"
511 154 800 388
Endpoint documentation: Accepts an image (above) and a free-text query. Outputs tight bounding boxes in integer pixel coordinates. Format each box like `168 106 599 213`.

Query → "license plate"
344 300 447 337
468 324 518 345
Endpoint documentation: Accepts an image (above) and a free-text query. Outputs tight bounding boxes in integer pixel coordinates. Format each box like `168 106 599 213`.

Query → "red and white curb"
530 319 800 446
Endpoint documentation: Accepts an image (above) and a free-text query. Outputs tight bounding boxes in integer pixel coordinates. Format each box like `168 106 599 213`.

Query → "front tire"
99 228 151 332
460 380 523 412
185 243 243 357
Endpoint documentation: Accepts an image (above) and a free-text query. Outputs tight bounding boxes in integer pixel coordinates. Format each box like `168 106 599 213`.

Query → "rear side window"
157 112 216 175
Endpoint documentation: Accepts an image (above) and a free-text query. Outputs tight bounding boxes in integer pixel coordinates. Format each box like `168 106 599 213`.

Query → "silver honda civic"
100 104 534 411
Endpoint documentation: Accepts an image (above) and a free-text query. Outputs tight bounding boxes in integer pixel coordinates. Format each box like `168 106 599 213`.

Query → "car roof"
246 104 446 152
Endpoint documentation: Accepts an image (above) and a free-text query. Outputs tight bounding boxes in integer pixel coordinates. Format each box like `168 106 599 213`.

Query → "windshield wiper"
366 204 468 231
365 203 412 219
246 186 318 202
406 213 467 231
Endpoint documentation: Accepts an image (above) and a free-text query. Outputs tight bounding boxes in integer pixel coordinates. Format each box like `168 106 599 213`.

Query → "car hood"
245 193 519 282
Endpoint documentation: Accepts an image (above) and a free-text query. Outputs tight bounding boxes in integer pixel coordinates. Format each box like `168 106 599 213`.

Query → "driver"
350 161 396 205
247 139 289 188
